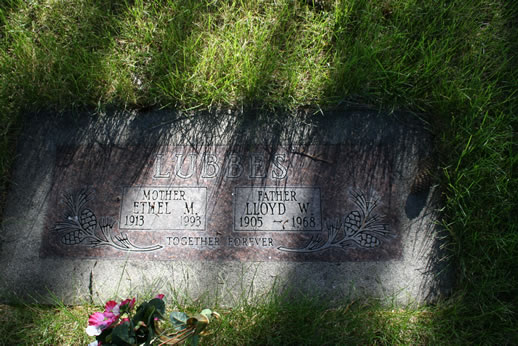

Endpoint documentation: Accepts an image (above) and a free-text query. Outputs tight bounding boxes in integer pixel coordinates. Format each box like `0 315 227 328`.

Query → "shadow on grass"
0 303 94 344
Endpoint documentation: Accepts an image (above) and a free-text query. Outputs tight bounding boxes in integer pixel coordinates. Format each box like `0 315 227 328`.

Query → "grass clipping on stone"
0 0 517 344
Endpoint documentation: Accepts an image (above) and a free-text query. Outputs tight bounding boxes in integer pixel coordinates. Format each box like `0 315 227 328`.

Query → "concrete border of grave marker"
0 107 453 305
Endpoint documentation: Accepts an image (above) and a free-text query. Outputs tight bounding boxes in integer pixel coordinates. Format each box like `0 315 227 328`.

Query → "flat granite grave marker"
0 108 451 304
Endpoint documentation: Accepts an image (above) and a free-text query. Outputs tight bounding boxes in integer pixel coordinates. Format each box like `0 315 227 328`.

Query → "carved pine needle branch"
54 188 162 252
278 190 391 253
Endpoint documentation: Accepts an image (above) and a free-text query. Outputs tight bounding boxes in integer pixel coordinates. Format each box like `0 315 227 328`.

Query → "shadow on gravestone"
0 106 452 305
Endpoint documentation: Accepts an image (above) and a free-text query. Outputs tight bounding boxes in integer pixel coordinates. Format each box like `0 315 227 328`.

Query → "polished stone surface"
0 108 451 304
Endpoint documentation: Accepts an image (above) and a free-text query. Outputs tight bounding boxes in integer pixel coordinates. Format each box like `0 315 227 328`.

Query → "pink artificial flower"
102 312 119 327
86 299 127 338
120 298 135 310
88 312 108 327
155 294 165 300
104 300 120 315
88 311 118 329
86 311 119 336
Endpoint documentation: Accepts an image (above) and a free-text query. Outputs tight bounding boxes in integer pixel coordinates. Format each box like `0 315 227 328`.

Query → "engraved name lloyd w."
152 152 289 180
234 187 322 232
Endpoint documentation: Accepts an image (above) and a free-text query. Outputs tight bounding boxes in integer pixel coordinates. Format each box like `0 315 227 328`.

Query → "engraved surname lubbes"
152 152 288 180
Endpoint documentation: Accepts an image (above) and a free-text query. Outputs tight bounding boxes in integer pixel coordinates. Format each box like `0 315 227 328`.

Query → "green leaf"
132 302 158 345
96 327 113 343
170 311 189 330
133 301 161 328
144 305 157 325
111 321 136 345
131 302 148 325
148 298 166 316
147 298 165 333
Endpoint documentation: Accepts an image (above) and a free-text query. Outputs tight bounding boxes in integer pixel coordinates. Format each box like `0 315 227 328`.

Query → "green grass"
0 0 517 344
0 303 95 344
0 298 472 345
